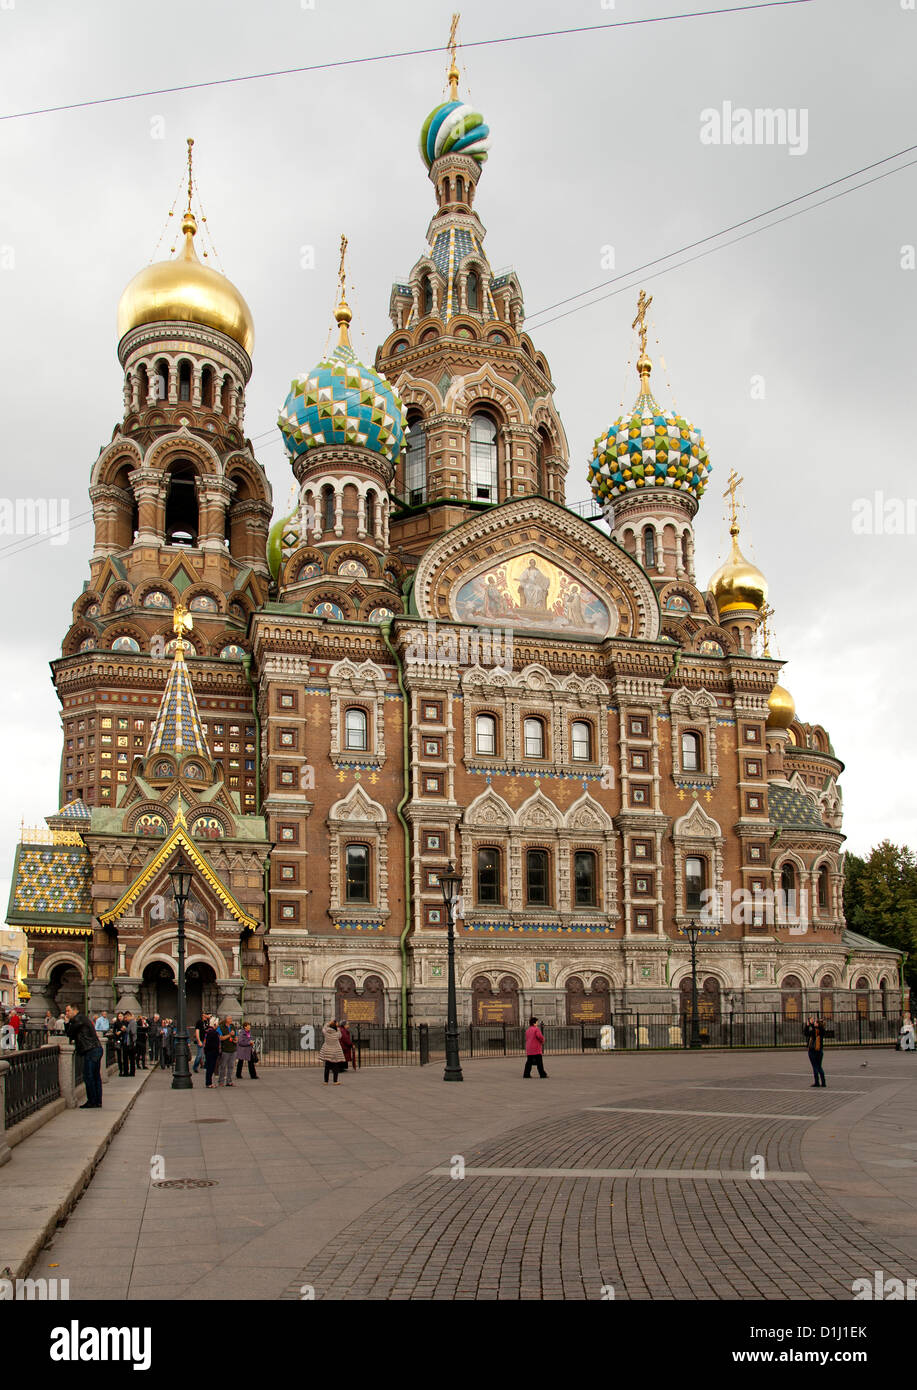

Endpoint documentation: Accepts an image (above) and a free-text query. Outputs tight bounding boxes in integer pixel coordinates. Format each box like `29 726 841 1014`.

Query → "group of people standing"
319 1020 355 1082
194 1014 259 1088
94 1011 177 1075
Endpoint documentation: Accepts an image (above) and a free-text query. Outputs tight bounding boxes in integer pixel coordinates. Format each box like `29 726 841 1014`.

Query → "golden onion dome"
117 211 254 355
708 527 768 615
767 681 796 730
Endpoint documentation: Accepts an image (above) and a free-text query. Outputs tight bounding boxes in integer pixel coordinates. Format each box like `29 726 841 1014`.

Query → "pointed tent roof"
147 605 209 760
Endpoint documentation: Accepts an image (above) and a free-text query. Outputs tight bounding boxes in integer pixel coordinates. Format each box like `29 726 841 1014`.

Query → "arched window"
165 462 199 546
470 413 499 502
344 707 368 751
643 526 656 570
422 276 434 316
201 366 214 409
404 415 427 506
344 844 371 902
820 974 835 1019
526 849 551 906
365 489 376 536
681 531 690 572
456 175 465 203
855 976 869 1019
322 486 335 531
685 855 706 912
681 731 701 772
781 974 803 1022
536 431 549 496
178 360 192 402
571 721 592 762
466 270 479 311
137 363 149 406
220 376 233 416
817 864 830 913
153 359 169 403
574 850 597 906
523 717 545 759
476 847 501 905
781 862 797 915
475 713 497 756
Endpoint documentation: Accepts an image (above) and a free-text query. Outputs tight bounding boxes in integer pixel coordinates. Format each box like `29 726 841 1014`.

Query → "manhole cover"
152 1178 218 1189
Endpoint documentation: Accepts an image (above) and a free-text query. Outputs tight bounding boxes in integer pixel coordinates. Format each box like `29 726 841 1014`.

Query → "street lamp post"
439 862 464 1083
677 918 720 1049
169 851 194 1091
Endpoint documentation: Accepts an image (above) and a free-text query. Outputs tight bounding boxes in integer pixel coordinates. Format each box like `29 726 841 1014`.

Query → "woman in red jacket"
523 1017 548 1079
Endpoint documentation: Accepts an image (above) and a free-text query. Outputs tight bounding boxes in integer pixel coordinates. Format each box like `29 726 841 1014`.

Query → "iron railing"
3 1045 62 1127
249 1013 906 1065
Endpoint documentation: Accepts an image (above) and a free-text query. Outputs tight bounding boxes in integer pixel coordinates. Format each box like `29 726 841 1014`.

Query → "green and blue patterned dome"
277 306 406 466
420 99 490 169
588 359 711 504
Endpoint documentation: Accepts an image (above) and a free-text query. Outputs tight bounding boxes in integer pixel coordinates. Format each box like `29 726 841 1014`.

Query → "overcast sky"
0 0 913 918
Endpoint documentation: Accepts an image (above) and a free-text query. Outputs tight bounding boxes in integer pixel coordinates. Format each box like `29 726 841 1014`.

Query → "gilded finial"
334 233 352 346
172 602 194 654
447 13 461 101
181 137 197 239
760 602 774 657
723 468 744 537
632 288 654 385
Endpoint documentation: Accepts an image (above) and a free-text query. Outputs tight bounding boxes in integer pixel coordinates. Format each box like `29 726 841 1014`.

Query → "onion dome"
708 528 768 615
267 493 302 583
420 100 491 169
588 354 711 504
767 682 796 730
277 296 406 464
118 211 254 354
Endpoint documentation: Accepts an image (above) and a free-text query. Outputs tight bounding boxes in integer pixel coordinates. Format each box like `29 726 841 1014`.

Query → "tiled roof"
767 782 826 831
6 842 93 930
842 929 900 956
147 646 209 759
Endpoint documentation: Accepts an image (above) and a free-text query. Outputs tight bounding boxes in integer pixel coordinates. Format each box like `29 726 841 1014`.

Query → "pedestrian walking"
161 1019 175 1070
320 1020 346 1084
339 1020 355 1072
148 1013 162 1064
217 1016 237 1086
899 1013 915 1051
803 1013 827 1087
64 1002 103 1109
235 1022 259 1080
523 1016 548 1078
192 1013 208 1073
203 1016 221 1088
135 1015 149 1069
8 1008 23 1049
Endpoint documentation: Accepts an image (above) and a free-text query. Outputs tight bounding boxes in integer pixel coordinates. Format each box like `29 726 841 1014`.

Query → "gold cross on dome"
338 233 348 302
632 289 653 357
186 137 194 213
760 602 774 658
447 13 460 99
723 468 744 531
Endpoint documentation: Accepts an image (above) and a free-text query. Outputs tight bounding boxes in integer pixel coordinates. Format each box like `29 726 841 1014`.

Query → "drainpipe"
242 655 262 815
84 938 89 1015
380 621 411 1050
900 952 909 1014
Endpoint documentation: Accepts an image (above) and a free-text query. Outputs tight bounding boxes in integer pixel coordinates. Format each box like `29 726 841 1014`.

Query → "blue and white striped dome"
420 100 490 169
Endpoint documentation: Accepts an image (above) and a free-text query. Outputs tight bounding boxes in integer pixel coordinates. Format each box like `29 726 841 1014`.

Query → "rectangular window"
573 850 597 907
526 848 551 906
477 847 501 904
685 855 706 912
345 843 371 902
571 721 592 762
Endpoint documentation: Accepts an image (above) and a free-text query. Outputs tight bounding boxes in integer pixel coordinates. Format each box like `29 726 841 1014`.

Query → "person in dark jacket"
135 1015 149 1070
148 1013 162 1064
111 1012 127 1075
120 1011 137 1077
523 1017 548 1078
203 1016 221 1088
339 1021 355 1072
235 1022 259 1081
65 1003 103 1108
160 1019 175 1070
803 1014 827 1087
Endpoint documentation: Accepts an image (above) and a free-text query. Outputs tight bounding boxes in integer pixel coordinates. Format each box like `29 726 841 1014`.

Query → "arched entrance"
141 962 177 1020
565 975 611 1025
781 974 803 1023
185 964 218 1023
48 960 84 1013
679 975 721 1023
472 974 519 1025
855 977 870 1019
336 973 385 1025
819 974 835 1019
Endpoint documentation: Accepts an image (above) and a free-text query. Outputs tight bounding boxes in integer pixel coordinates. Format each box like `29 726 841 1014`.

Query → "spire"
147 604 209 759
447 13 461 100
334 233 353 348
631 287 657 407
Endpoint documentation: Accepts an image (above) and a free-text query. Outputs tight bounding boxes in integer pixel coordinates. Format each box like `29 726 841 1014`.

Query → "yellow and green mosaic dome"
589 383 711 503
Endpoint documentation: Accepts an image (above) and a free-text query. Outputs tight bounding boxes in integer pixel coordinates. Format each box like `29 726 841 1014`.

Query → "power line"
526 141 917 324
528 151 917 330
1 1 811 122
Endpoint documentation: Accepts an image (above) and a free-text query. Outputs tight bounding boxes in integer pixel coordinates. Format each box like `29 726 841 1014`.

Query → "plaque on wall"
475 997 517 1024
342 998 379 1023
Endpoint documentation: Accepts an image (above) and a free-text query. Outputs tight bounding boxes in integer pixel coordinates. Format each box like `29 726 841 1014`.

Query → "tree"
845 842 917 987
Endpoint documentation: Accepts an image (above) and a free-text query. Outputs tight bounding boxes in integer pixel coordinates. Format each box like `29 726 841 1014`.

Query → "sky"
0 0 914 921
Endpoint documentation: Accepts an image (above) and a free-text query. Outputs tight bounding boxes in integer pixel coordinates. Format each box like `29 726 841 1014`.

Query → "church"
4 45 900 1031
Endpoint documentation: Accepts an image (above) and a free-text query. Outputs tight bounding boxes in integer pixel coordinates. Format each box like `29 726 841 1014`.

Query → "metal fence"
2 1045 62 1127
250 1013 905 1066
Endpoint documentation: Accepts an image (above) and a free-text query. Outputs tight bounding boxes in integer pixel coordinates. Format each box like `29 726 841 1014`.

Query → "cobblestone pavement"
28 1049 917 1301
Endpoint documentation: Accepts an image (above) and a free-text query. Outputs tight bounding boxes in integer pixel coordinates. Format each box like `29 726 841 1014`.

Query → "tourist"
203 1016 221 1088
803 1014 827 1087
523 1017 548 1079
135 1015 149 1069
217 1015 237 1086
111 1012 127 1075
161 1018 175 1070
64 1002 103 1109
235 1021 259 1081
339 1019 355 1072
95 1010 110 1041
8 1007 23 1049
148 1013 162 1064
192 1012 210 1073
899 1013 915 1051
121 1010 137 1077
320 1020 345 1084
